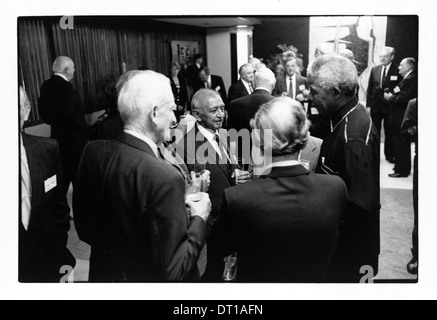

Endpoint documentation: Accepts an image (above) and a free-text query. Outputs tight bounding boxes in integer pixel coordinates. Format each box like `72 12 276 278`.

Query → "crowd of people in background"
19 43 418 283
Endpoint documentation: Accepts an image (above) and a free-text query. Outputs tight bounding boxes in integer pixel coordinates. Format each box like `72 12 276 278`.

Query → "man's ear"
192 108 202 122
332 87 342 99
150 106 159 125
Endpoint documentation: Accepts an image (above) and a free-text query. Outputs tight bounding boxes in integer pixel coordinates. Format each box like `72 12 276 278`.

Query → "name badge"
394 86 401 94
299 84 306 91
44 175 57 193
311 107 319 115
390 76 398 81
215 86 221 92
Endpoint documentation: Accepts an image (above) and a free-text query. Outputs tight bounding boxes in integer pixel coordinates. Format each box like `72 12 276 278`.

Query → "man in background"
228 63 255 103
309 54 381 282
385 57 418 178
176 89 250 282
19 86 76 282
195 67 228 104
367 47 401 164
273 57 309 103
38 56 88 194
74 71 211 282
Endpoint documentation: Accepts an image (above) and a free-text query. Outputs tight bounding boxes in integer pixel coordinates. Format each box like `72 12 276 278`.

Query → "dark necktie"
381 67 387 88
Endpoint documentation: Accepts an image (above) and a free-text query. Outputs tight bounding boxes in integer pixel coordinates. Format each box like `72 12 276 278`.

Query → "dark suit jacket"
273 74 309 98
388 71 418 127
186 63 203 88
19 134 75 282
228 80 250 103
367 64 401 116
174 124 235 281
169 74 188 119
194 75 228 105
73 133 208 282
228 89 275 132
38 75 88 170
220 165 347 282
400 98 418 144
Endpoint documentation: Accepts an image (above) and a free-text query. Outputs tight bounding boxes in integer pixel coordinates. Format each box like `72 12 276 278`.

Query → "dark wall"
386 15 419 64
253 17 310 68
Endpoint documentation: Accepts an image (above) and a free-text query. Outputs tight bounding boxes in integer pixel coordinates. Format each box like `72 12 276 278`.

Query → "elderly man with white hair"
308 54 381 283
38 56 88 195
74 70 211 282
219 97 347 282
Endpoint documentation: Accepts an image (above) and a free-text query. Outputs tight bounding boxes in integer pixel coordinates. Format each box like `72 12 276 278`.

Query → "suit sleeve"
73 143 97 245
149 172 208 281
228 83 239 103
50 140 76 267
389 78 417 108
343 141 380 214
60 90 88 153
400 99 418 142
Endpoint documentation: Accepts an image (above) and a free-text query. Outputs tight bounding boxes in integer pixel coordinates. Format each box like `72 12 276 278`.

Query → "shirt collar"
124 129 159 158
404 70 413 79
382 63 392 71
196 123 223 156
196 122 216 142
54 73 70 82
331 97 359 127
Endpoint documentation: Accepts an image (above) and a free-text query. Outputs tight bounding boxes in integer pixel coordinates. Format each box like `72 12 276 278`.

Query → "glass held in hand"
222 253 238 282
186 158 210 194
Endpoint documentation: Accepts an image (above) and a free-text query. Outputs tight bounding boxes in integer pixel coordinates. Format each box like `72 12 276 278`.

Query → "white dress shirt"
196 123 229 161
124 129 159 158
20 135 32 230
286 74 297 99
242 79 253 94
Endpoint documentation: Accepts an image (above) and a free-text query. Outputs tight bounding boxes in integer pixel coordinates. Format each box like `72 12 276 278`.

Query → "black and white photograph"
2 0 437 301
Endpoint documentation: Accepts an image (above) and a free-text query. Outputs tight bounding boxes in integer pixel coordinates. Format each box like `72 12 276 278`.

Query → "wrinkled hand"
296 94 305 102
200 170 211 192
234 169 251 185
302 89 310 97
185 192 211 222
187 171 210 193
384 92 392 101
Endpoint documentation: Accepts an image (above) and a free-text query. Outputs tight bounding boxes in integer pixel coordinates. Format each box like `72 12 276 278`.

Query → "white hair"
52 56 74 73
307 54 358 97
251 97 310 156
117 70 173 129
253 67 276 92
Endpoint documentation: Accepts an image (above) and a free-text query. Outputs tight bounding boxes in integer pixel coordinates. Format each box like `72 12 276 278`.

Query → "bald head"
52 56 75 81
253 67 276 93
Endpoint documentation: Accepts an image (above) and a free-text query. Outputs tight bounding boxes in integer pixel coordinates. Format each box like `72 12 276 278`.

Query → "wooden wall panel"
18 17 206 124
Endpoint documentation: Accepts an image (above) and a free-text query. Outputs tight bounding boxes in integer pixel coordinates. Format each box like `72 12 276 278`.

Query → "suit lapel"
195 127 233 184
240 80 249 96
